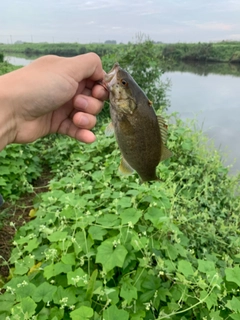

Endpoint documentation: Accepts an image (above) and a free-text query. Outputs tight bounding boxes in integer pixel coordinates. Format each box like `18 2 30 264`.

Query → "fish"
101 62 172 182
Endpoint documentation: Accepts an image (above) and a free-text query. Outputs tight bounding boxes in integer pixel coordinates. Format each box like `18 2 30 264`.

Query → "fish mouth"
98 62 119 92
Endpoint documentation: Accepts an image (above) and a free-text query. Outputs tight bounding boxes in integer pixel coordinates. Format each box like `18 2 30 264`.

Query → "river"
5 55 240 175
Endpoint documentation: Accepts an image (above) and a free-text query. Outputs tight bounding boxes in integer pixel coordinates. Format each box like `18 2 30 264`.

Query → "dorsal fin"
157 116 168 145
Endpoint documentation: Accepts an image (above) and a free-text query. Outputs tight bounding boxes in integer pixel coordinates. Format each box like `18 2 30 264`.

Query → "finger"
75 82 108 101
73 95 104 115
57 118 96 143
72 112 97 129
92 84 109 101
66 53 105 83
75 129 96 144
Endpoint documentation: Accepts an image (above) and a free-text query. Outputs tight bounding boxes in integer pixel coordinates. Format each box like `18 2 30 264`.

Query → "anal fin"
160 143 173 161
118 157 134 176
105 122 115 136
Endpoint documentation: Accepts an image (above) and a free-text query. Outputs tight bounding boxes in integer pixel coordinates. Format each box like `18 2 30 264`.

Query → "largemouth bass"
102 63 172 182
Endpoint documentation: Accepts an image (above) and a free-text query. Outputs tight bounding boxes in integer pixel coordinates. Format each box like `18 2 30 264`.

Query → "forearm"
0 74 16 151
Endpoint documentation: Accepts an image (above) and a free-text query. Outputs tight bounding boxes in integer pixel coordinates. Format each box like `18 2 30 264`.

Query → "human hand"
0 53 108 149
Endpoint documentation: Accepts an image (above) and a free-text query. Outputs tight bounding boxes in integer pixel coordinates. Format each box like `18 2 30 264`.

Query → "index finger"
92 84 109 101
66 53 105 83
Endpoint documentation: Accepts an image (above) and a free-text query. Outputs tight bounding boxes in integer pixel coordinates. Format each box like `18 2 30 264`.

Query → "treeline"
0 42 124 57
162 41 240 63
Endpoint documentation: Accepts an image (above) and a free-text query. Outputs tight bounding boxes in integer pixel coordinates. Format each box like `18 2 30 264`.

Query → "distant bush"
230 51 240 62
0 42 121 58
0 61 20 75
162 42 240 62
0 52 3 62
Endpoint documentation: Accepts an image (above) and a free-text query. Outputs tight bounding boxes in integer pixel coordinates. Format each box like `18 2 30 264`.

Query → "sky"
1 0 240 44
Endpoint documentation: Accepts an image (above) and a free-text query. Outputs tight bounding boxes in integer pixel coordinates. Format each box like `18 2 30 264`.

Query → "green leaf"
178 260 195 278
61 252 76 265
70 306 93 320
33 282 57 302
49 306 64 319
44 262 72 279
15 282 37 300
0 293 15 312
47 231 68 242
144 207 169 228
75 215 95 229
96 240 128 273
96 214 120 227
88 225 107 240
14 262 29 275
198 259 215 273
200 290 218 309
130 232 148 251
226 296 240 312
11 297 37 318
226 266 240 286
86 269 98 301
209 310 222 320
24 238 39 252
75 231 94 254
103 305 129 320
120 208 142 225
67 268 87 287
53 286 78 306
118 196 132 208
120 278 138 305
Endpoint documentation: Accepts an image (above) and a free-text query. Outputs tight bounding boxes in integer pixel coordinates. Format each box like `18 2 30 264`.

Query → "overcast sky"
1 0 240 44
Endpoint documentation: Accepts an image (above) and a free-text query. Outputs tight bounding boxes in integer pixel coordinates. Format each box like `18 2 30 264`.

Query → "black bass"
102 63 172 182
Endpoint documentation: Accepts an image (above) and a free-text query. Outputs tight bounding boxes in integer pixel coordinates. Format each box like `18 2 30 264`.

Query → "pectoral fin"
118 157 134 176
105 122 115 136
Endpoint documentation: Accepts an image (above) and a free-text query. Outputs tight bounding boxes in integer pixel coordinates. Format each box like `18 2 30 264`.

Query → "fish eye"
121 79 128 86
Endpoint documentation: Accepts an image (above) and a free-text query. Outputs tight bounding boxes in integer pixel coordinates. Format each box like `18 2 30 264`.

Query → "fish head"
103 63 137 115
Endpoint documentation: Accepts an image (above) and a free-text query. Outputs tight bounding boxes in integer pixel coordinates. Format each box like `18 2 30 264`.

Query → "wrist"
0 75 17 151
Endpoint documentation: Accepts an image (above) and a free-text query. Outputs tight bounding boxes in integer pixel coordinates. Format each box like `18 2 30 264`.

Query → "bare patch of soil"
0 168 52 280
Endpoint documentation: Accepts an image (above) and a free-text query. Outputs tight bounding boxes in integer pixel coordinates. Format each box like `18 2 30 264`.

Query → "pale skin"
0 53 108 151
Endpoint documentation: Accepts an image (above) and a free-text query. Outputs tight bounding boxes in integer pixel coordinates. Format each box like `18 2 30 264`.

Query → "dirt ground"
0 170 51 280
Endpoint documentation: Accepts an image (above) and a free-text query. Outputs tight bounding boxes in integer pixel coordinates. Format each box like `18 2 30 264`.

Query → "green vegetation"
162 41 240 63
2 40 240 64
0 42 123 58
0 143 43 200
162 60 240 77
0 61 20 75
1 40 240 319
0 52 19 74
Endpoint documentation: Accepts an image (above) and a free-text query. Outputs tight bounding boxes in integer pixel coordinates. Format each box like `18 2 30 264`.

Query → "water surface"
162 71 240 174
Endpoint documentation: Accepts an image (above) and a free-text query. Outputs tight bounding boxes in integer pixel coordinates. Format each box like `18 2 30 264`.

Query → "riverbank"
162 41 240 63
1 41 240 63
